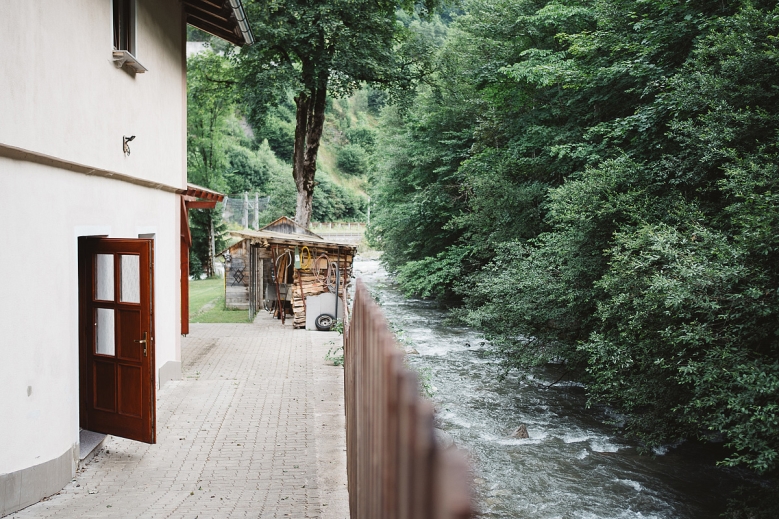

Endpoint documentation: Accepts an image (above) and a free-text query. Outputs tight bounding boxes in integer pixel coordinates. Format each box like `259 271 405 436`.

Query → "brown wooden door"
79 237 156 444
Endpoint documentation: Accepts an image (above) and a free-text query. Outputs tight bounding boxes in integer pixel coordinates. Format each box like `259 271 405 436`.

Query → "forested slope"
186 28 375 274
368 0 779 476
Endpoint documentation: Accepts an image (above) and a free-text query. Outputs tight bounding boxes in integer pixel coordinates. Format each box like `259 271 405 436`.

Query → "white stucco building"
0 1 252 515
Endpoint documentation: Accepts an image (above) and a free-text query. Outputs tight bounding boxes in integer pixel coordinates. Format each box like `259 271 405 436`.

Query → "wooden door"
79 237 156 444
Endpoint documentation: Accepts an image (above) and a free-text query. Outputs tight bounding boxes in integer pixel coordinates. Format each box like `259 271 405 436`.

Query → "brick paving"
10 317 348 518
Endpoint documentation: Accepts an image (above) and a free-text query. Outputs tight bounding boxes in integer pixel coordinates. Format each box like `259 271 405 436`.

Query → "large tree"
239 0 437 227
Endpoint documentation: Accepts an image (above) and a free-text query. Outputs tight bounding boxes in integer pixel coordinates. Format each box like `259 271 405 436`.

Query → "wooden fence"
344 280 474 519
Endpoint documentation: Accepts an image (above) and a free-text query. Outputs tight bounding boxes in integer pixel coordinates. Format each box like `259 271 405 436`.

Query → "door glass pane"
120 255 140 303
96 254 114 301
96 308 115 356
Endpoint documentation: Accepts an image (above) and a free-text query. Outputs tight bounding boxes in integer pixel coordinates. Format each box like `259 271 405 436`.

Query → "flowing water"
355 258 753 519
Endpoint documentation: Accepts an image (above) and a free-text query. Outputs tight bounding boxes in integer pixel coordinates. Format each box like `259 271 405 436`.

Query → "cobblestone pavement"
10 317 348 518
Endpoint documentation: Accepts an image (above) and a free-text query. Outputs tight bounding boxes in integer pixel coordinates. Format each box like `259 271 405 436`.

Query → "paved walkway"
10 316 349 518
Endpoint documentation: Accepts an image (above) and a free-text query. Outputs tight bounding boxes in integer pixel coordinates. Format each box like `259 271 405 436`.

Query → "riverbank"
354 257 773 519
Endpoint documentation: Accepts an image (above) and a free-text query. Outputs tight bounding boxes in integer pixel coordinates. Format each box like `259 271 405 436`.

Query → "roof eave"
184 0 254 47
227 0 255 46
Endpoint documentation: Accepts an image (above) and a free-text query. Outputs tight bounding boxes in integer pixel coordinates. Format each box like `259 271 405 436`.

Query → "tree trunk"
292 71 329 229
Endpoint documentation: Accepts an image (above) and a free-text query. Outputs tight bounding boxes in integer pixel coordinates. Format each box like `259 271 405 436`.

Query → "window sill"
112 50 148 73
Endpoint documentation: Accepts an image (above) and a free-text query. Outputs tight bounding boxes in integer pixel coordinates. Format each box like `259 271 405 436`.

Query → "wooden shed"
220 217 357 329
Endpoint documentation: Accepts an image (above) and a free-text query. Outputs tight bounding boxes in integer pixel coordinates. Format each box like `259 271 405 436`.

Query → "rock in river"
512 424 530 439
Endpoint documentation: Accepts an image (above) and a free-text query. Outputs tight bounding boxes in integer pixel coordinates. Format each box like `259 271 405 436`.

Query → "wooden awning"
179 183 226 336
182 183 225 208
183 0 254 47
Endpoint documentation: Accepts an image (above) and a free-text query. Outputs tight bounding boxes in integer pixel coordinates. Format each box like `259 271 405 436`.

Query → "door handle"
134 332 148 357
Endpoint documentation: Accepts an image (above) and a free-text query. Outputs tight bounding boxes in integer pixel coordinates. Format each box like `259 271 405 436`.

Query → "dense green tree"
336 144 369 176
369 0 779 476
238 0 440 227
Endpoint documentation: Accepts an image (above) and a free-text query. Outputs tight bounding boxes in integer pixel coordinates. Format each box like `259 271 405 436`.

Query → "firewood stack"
291 270 327 328
290 254 353 329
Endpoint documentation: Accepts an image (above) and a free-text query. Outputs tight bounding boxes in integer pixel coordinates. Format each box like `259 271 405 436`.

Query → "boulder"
511 424 529 439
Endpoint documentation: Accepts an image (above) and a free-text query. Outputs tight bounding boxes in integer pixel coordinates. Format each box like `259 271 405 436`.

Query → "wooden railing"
344 280 474 519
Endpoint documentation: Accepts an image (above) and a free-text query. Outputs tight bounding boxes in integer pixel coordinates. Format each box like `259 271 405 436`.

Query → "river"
354 258 753 519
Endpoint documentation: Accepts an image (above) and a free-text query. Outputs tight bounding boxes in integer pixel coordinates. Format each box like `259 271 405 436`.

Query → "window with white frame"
112 0 147 73
113 0 135 54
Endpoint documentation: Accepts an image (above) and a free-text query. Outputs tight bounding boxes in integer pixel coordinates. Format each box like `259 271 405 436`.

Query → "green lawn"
189 277 252 323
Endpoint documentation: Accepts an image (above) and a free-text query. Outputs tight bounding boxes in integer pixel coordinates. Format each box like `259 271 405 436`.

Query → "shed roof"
226 229 358 251
259 216 322 238
184 0 254 47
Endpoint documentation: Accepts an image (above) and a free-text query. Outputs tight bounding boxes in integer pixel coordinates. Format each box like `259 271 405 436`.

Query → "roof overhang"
183 0 255 47
226 229 359 251
182 183 225 209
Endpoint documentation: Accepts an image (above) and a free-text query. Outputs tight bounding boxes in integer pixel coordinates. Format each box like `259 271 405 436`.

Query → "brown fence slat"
344 280 473 519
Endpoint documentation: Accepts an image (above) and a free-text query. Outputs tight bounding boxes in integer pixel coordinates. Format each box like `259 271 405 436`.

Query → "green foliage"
369 0 779 476
187 50 237 192
336 144 369 176
325 345 345 366
325 320 345 366
396 246 472 302
189 250 203 278
345 125 377 152
312 172 368 222
253 95 297 161
237 0 444 226
188 208 227 277
367 87 388 115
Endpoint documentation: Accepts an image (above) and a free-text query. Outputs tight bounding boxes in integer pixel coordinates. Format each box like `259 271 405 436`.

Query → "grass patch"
189 277 251 323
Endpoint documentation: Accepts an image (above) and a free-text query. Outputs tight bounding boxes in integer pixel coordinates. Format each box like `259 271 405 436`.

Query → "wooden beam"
185 0 225 11
0 142 182 194
180 197 192 335
185 200 218 209
186 14 241 46
184 0 233 23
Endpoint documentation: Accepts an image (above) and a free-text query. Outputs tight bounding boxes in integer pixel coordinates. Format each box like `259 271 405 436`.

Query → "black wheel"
315 313 336 331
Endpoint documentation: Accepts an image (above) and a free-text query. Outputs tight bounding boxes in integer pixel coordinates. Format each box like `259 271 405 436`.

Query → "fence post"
253 192 259 229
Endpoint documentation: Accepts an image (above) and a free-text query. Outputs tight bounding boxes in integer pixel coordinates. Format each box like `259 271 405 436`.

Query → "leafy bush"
369 0 779 477
336 144 369 176
312 172 368 222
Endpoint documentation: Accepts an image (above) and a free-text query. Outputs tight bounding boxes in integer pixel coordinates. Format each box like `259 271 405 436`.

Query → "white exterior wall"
0 0 186 188
0 0 187 483
0 161 181 475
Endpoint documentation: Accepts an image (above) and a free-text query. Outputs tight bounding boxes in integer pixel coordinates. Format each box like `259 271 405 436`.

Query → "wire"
313 253 330 285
